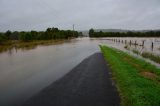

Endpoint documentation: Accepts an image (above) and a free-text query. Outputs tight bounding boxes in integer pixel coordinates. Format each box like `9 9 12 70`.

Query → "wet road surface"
23 53 120 106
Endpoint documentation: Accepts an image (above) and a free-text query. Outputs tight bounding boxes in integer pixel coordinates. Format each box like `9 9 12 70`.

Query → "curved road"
23 53 120 106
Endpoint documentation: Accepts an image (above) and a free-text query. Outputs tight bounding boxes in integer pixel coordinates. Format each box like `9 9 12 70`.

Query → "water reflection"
3 40 73 56
0 38 100 106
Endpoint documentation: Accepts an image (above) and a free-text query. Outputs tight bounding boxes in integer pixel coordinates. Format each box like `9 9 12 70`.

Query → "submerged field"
0 39 68 53
100 45 160 106
1 37 160 106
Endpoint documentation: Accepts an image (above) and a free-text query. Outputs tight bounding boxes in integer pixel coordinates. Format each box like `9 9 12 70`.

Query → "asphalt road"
22 53 120 106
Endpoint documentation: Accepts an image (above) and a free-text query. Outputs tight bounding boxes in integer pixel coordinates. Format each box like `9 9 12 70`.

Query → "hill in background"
81 29 160 36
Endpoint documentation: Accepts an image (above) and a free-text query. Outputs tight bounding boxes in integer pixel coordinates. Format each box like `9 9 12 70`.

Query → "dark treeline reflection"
0 27 82 43
89 29 160 37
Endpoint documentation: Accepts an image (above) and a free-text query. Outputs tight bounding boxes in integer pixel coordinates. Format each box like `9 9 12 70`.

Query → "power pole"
73 24 75 37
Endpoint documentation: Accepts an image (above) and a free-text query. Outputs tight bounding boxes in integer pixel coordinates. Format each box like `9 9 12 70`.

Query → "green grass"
142 52 160 64
132 49 140 55
124 45 160 64
100 45 160 106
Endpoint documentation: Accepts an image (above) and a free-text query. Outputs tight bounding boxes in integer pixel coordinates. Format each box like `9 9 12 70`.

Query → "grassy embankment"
141 52 160 64
124 45 160 64
100 45 160 106
0 40 67 52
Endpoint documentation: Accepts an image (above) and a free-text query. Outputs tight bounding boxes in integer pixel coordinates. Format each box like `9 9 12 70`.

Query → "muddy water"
0 38 101 106
0 37 159 106
101 37 160 55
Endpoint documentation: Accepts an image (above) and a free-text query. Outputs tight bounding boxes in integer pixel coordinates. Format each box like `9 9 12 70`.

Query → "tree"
5 30 12 40
10 31 19 40
89 29 94 37
0 33 7 44
20 32 32 42
31 31 38 40
0 27 80 43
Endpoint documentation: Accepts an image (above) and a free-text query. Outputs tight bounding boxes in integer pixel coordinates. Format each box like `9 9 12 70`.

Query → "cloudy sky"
0 0 160 31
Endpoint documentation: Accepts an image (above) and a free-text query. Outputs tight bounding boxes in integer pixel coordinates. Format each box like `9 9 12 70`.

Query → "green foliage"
89 28 94 37
10 31 19 40
132 49 140 55
89 29 160 37
78 32 83 36
0 33 7 44
124 47 160 64
5 30 12 39
0 27 80 42
27 27 79 41
100 45 160 106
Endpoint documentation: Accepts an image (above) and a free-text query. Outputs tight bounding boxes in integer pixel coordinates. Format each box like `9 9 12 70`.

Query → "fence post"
130 40 132 46
151 42 154 51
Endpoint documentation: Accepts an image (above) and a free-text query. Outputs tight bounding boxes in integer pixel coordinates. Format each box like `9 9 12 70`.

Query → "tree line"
0 27 82 43
89 29 160 37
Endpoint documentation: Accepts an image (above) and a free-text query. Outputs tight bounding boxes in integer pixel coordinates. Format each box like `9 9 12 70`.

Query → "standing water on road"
0 37 160 106
0 37 101 106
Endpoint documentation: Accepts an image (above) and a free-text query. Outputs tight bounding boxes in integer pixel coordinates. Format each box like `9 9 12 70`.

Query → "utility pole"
73 24 75 37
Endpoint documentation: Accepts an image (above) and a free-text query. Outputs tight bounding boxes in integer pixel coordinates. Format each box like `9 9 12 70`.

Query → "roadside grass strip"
100 45 160 106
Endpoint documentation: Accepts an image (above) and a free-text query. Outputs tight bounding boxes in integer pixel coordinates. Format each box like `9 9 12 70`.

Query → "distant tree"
25 33 32 41
0 27 80 43
99 31 103 37
31 31 38 40
20 32 32 42
89 29 94 37
78 32 83 37
5 30 12 40
10 31 19 40
89 29 160 38
52 27 59 32
0 35 4 44
0 33 7 44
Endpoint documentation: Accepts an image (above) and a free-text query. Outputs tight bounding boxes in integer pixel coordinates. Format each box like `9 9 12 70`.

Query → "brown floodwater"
0 37 160 106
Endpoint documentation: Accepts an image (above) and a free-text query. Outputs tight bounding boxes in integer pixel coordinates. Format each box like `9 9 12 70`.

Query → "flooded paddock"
0 37 160 106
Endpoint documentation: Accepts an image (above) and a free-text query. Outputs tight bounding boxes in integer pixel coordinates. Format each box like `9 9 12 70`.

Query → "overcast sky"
0 0 160 32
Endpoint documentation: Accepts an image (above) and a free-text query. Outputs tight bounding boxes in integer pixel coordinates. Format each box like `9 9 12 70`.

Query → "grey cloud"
0 0 160 31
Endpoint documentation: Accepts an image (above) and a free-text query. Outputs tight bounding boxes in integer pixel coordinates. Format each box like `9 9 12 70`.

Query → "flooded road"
0 37 160 106
0 38 101 106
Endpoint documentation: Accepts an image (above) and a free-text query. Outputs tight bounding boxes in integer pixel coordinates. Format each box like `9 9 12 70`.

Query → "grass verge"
100 45 160 106
132 49 140 55
124 45 160 64
141 52 160 64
